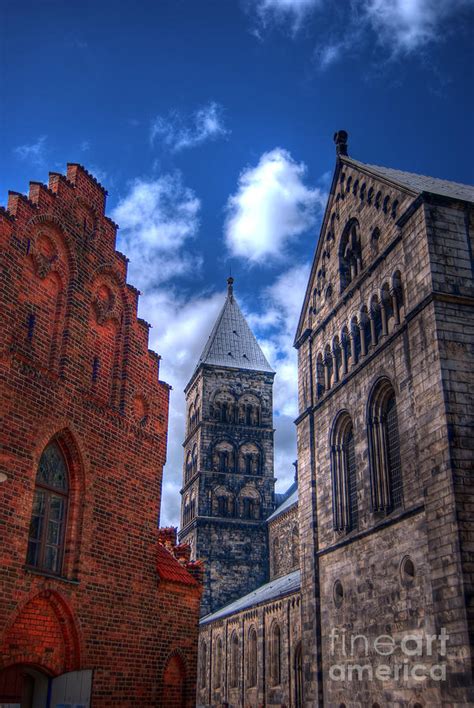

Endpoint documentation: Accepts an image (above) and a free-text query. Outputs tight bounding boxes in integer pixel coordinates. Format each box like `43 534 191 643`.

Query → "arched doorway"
294 642 303 708
0 664 50 708
162 653 186 708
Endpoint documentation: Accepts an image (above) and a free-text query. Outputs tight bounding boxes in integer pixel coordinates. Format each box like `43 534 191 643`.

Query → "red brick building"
0 164 202 707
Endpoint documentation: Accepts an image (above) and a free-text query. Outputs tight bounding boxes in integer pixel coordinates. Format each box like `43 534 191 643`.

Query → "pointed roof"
344 157 474 203
294 130 474 346
195 277 274 375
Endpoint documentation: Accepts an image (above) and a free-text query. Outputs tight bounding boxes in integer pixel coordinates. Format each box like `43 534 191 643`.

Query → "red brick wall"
0 165 201 706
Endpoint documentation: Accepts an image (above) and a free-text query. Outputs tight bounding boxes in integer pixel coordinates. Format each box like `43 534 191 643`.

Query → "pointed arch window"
368 380 403 513
331 414 358 532
27 441 69 575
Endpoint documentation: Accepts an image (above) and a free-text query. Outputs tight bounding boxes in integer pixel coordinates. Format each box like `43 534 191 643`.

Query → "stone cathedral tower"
179 277 276 617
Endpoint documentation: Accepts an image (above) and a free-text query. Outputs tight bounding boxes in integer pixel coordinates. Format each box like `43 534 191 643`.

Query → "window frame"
26 441 69 577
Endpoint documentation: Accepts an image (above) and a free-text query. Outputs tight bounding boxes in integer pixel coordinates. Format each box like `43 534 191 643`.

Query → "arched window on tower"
185 450 193 483
330 414 358 533
368 379 403 513
239 442 261 476
339 219 362 291
27 441 69 575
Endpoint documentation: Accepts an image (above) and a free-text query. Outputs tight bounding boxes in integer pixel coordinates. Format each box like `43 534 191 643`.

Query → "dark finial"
334 130 348 156
227 276 234 299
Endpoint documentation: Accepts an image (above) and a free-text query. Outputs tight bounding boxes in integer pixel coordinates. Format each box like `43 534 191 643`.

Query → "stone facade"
0 164 202 707
179 281 276 617
195 133 474 708
197 584 302 708
294 131 474 706
196 490 301 708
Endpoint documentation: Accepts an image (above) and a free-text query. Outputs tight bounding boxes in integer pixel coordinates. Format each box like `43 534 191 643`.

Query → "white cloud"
251 0 320 31
362 0 474 54
151 101 229 152
112 173 201 290
246 263 310 489
225 148 325 264
14 136 47 166
139 288 225 526
151 265 309 526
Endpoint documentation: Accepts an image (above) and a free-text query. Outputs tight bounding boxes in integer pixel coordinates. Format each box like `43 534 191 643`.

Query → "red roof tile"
156 544 200 587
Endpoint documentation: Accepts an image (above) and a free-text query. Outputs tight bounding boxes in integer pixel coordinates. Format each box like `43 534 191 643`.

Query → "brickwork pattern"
0 165 201 707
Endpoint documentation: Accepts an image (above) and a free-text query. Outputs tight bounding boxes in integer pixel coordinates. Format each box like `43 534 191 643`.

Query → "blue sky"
2 0 473 526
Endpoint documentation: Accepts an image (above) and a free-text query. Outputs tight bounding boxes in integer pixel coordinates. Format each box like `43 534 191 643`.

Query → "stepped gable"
194 276 273 377
0 163 170 438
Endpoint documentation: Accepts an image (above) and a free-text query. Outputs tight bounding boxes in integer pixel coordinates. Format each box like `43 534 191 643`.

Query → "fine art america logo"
329 628 449 683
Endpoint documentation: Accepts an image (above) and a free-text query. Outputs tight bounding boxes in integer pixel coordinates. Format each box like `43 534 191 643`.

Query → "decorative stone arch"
237 391 261 426
30 425 87 580
210 388 237 423
238 440 263 476
366 376 403 514
0 589 81 676
330 410 358 533
209 438 236 474
237 484 261 519
212 485 235 518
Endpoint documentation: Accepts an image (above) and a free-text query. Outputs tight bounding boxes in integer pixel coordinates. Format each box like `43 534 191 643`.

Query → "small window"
333 579 344 608
27 441 69 575
400 556 415 585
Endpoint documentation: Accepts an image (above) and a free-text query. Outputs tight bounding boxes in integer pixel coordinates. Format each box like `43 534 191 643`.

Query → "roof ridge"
200 569 300 624
343 156 474 202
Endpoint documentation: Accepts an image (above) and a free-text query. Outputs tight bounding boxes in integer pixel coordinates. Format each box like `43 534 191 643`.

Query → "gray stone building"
295 131 474 706
184 132 474 707
179 278 277 618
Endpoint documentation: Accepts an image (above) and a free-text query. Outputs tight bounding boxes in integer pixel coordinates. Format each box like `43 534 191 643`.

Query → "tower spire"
227 275 234 300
